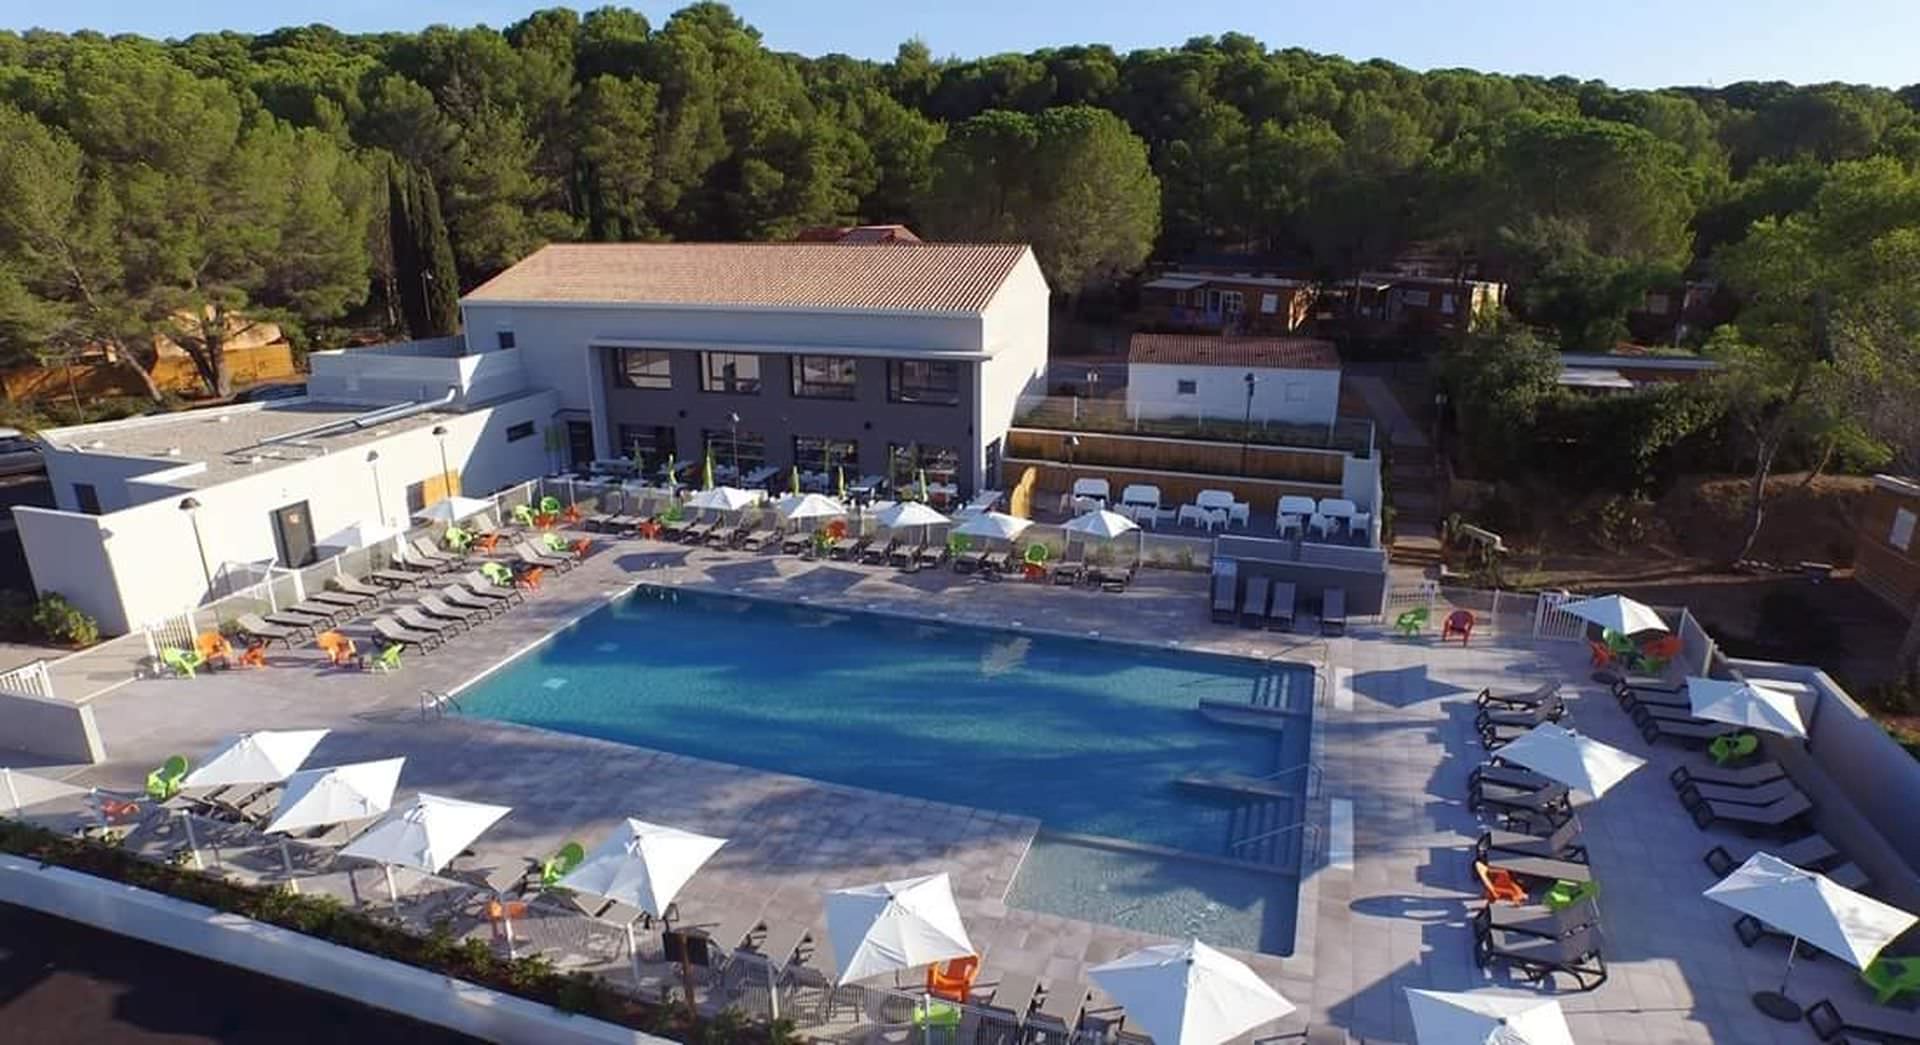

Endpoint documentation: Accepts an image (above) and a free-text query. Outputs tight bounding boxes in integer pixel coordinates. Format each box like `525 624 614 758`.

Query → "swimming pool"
458 585 1315 953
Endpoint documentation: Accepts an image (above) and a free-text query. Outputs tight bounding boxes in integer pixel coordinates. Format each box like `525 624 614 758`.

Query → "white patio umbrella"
1705 852 1917 1021
1405 988 1574 1045
685 485 759 513
825 872 974 985
1064 506 1143 560
1491 723 1646 799
1559 594 1667 636
0 767 90 817
413 496 495 525
874 500 949 546
262 757 406 891
778 492 847 526
342 792 511 907
560 819 727 981
1685 676 1808 739
1089 939 1295 1045
183 729 330 788
954 511 1032 543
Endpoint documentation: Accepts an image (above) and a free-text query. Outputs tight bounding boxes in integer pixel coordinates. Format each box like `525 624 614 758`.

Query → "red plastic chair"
570 537 594 559
562 504 583 525
1588 639 1614 668
516 566 545 592
1442 610 1476 645
1640 634 1682 661
1475 861 1527 904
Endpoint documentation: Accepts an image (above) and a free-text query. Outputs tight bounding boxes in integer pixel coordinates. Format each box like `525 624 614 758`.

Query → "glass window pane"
701 352 762 394
791 355 858 399
612 348 672 389
887 360 961 405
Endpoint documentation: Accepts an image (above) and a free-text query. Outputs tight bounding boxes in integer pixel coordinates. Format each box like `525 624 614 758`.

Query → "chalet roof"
463 242 1031 315
1127 334 1342 371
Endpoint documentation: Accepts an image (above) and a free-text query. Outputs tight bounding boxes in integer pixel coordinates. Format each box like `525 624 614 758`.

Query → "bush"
1861 669 1920 717
31 593 99 646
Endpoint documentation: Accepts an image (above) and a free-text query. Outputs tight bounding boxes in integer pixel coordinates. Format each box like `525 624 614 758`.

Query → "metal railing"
1015 394 1376 456
0 659 54 699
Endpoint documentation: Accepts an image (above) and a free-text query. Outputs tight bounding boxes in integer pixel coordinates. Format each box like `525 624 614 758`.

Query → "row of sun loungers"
1466 760 1608 991
366 571 532 655
1211 575 1340 634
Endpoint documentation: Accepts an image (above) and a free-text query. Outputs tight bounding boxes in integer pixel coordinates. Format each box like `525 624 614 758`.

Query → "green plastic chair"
1862 956 1920 1004
1023 543 1050 565
1544 878 1598 911
912 1000 962 1042
540 841 587 888
1709 732 1759 766
541 531 568 553
511 503 535 526
444 525 473 552
1395 607 1429 636
145 755 189 800
480 562 514 586
370 643 403 673
160 647 204 678
539 495 562 514
947 533 972 555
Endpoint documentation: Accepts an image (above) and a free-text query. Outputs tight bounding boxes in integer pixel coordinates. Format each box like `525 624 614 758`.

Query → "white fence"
1381 582 1588 641
0 659 54 699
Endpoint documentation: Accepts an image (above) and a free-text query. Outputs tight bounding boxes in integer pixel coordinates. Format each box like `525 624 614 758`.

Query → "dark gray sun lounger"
1482 853 1593 886
418 596 487 629
1470 782 1571 828
1241 576 1269 629
307 590 374 616
1474 925 1607 991
372 616 442 652
1476 820 1586 863
330 576 389 602
860 537 898 565
1470 763 1557 794
1679 777 1805 812
1320 587 1346 636
1266 582 1296 631
1806 997 1920 1045
1642 715 1738 748
1478 683 1561 710
1705 833 1842 878
1616 683 1692 712
1670 760 1786 790
396 606 465 638
236 613 306 648
1210 572 1238 623
1689 791 1813 832
437 585 504 619
1474 898 1600 939
1476 700 1564 730
368 567 426 589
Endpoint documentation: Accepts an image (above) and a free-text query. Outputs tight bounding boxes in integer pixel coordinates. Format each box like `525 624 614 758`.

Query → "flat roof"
1128 333 1341 371
1874 474 1920 497
462 242 1033 315
1559 366 1635 390
41 399 471 488
1561 352 1721 371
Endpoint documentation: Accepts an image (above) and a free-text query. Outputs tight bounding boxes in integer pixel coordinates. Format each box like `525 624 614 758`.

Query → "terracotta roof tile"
1128 334 1342 371
463 242 1028 314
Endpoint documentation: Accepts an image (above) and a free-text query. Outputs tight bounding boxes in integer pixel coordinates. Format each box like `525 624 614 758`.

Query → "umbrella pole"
502 907 516 959
383 864 399 911
279 838 300 894
181 810 203 870
2 770 19 815
767 960 780 1021
1752 936 1805 1021
625 922 638 981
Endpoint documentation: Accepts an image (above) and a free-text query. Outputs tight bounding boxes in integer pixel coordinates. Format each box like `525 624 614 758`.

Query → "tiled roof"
462 242 1028 314
1128 334 1342 371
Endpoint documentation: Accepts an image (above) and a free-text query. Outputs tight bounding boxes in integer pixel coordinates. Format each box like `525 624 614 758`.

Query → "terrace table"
1278 494 1319 518
742 465 779 489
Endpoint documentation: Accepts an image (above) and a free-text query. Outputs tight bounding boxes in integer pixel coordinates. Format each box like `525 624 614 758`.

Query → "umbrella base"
1751 990 1802 1022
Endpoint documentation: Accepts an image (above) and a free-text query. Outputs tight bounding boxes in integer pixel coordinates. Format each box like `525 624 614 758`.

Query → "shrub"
32 593 99 646
1861 669 1920 717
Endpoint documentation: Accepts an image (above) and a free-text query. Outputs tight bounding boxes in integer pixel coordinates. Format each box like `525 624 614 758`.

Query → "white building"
13 241 1049 635
1124 334 1343 431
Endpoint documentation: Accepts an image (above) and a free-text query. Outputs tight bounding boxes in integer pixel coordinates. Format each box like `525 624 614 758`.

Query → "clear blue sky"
3 0 1916 90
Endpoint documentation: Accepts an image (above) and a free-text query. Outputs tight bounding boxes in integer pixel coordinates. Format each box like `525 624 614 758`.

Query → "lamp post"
727 411 741 481
1066 434 1081 508
419 270 435 332
431 424 452 498
179 497 212 595
1240 371 1258 476
366 450 386 528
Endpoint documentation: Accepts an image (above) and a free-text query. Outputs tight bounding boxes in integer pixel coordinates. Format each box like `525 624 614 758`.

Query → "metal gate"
1533 590 1587 642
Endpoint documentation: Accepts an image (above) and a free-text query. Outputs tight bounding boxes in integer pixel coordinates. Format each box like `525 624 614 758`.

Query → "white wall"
308 341 527 407
41 447 206 513
1340 454 1380 513
975 251 1051 484
1126 363 1340 428
14 391 558 635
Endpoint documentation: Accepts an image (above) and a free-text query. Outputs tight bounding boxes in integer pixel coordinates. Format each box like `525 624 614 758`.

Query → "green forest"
2 0 1920 422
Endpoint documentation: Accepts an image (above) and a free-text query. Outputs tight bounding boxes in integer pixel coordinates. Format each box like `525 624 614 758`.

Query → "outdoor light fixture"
366 450 386 527
431 425 453 497
179 496 212 593
727 412 741 479
1240 372 1258 475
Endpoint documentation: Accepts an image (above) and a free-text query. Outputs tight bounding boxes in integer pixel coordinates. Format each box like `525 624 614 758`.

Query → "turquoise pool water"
458 586 1312 952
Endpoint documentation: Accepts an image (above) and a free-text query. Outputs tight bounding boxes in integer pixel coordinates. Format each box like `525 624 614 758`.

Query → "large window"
701 352 762 395
703 428 766 475
612 348 672 390
888 443 960 490
615 424 676 472
791 355 858 399
793 435 858 475
505 421 535 442
887 360 961 405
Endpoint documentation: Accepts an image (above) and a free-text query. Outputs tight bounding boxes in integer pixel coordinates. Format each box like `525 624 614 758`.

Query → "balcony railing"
1014 395 1374 456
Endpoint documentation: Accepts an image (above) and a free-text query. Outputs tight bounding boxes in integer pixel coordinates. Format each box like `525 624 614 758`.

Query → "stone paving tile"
39 534 1886 1042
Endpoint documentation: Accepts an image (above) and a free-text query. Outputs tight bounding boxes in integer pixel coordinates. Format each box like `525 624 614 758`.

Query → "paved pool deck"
37 535 1884 1043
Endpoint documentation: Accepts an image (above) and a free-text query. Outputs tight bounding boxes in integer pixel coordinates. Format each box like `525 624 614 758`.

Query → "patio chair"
194 631 235 670
1395 606 1429 637
515 565 545 592
1709 732 1760 765
370 643 403 673
1805 997 1920 1044
926 955 981 1004
1473 860 1528 904
1320 587 1346 636
315 630 361 668
1477 683 1562 710
160 646 204 679
236 613 308 648
1544 878 1599 911
1670 760 1785 790
1688 790 1813 832
1473 897 1600 940
1474 925 1608 991
1704 833 1841 878
1476 819 1587 863
1210 572 1238 624
1267 581 1297 632
396 606 466 638
372 616 443 653
1442 609 1475 644
1862 957 1920 1006
1587 639 1614 669
145 755 189 800
538 841 586 889
419 595 488 630
474 563 518 589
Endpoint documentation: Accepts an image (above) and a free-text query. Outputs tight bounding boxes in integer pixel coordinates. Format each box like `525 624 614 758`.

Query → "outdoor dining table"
1177 504 1226 531
741 464 779 488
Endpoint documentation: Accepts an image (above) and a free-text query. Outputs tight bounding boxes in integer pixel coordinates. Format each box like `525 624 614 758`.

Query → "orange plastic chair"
926 955 980 1003
826 519 848 540
486 898 529 940
1475 861 1527 904
97 797 142 823
562 504 583 525
194 631 234 669
636 520 661 539
1442 610 1476 645
238 642 268 668
1640 634 1682 661
570 537 593 558
534 512 558 530
516 566 544 592
316 631 359 668
1588 639 1614 668
475 532 502 554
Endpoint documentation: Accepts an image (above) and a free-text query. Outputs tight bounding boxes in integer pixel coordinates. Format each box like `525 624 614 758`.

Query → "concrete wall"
1214 534 1389 617
1126 363 1341 429
15 393 558 634
977 252 1052 486
0 690 106 763
0 855 667 1045
308 340 524 408
40 445 206 514
1340 455 1380 514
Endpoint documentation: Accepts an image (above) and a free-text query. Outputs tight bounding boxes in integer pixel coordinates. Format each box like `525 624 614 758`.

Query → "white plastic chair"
1308 513 1334 539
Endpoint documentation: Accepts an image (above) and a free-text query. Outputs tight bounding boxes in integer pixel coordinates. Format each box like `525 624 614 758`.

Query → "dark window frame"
700 352 762 395
790 355 859 399
497 330 516 350
611 348 673 390
505 421 536 442
886 359 962 406
793 435 859 474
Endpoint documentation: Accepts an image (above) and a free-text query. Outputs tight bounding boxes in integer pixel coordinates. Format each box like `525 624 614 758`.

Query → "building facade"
459 242 1050 497
1138 272 1315 335
1123 334 1342 430
1858 475 1920 624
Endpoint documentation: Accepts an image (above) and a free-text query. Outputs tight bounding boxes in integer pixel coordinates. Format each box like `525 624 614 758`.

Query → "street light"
1066 434 1081 504
431 425 452 498
727 411 741 481
179 497 212 595
1240 371 1258 476
366 450 386 527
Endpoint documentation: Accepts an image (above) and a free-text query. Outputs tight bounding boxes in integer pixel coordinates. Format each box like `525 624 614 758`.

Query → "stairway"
1249 670 1301 712
1388 443 1443 569
1224 798 1302 868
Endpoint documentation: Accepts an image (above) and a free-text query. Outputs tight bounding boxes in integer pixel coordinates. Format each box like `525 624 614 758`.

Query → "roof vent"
88 439 106 449
166 447 180 456
216 416 231 424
